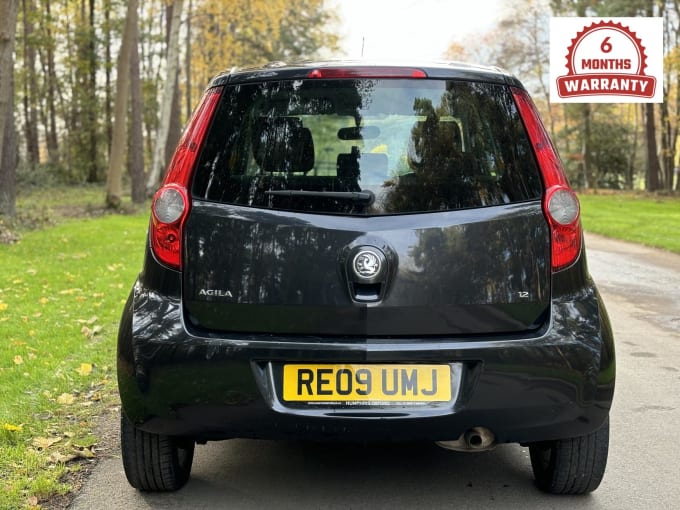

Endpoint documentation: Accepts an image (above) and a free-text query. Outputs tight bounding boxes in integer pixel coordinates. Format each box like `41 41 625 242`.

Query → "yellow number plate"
282 364 451 403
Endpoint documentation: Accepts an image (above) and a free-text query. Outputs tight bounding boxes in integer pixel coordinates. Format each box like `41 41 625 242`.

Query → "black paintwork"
208 60 525 89
118 242 614 443
183 201 550 336
117 62 614 445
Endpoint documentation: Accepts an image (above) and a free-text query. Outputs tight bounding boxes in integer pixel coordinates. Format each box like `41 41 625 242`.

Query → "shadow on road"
127 440 604 509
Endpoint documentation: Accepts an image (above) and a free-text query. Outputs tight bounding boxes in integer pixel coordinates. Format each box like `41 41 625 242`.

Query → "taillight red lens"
163 87 222 186
150 184 189 270
149 87 222 270
544 185 582 270
307 67 427 79
512 87 582 271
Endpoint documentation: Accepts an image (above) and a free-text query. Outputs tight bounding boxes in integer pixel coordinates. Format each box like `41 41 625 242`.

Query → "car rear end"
118 62 614 493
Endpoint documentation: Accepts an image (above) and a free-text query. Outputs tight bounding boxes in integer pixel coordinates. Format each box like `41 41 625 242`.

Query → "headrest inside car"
252 117 315 173
408 119 462 170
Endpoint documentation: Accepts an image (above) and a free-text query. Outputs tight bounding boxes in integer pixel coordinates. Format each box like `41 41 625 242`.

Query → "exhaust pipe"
436 427 496 452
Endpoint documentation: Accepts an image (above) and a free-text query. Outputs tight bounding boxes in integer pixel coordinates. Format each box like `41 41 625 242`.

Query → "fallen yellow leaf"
59 288 79 295
57 393 75 405
72 446 96 459
49 451 77 464
2 423 23 432
39 297 48 305
32 436 62 449
13 355 24 365
0 303 8 311
76 363 93 377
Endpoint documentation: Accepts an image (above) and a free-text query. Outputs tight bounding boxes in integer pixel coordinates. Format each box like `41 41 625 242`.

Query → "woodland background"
0 0 679 221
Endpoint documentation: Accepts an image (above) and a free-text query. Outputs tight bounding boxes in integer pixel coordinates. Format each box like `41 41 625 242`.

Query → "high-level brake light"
307 67 427 79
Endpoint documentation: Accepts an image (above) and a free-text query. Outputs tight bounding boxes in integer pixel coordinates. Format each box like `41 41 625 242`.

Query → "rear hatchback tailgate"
183 200 550 336
182 74 550 337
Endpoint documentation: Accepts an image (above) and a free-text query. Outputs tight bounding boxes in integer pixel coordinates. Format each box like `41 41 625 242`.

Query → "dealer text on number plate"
282 364 452 403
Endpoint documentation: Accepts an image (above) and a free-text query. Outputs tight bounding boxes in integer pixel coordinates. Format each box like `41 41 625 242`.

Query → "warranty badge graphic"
550 18 663 103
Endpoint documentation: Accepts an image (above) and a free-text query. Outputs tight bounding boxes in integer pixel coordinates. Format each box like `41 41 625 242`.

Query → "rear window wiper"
265 189 375 205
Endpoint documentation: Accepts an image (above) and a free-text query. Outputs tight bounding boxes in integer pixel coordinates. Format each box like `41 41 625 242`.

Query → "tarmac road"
70 233 680 509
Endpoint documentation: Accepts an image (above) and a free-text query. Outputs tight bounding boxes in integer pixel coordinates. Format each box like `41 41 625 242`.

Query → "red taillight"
151 184 188 269
545 185 581 270
512 87 582 272
149 87 222 270
307 67 427 79
163 87 222 186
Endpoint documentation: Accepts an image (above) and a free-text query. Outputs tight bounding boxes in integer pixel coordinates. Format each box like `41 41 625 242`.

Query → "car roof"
208 60 523 88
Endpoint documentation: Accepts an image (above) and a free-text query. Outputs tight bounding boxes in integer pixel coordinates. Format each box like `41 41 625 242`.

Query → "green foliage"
556 103 640 190
12 0 341 196
0 189 148 508
190 0 339 102
580 193 680 253
590 114 631 189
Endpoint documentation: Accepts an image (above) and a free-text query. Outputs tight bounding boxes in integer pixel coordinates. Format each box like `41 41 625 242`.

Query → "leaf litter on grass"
0 201 148 508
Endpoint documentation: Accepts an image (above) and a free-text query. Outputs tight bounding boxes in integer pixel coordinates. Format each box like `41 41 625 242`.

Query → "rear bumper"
117 277 615 444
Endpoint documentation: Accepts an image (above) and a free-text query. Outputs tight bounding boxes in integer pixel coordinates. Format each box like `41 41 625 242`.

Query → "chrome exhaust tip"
436 427 496 452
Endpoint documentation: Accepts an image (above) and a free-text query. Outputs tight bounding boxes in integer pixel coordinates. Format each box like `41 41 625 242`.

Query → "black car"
117 61 615 495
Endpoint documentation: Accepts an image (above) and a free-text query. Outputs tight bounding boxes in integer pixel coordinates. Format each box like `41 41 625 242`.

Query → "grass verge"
0 192 148 509
579 192 680 254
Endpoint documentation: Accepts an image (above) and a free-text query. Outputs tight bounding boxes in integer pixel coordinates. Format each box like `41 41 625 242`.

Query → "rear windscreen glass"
192 79 542 215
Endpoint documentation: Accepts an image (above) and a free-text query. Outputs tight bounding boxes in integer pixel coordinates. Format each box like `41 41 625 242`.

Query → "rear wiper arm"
265 189 375 205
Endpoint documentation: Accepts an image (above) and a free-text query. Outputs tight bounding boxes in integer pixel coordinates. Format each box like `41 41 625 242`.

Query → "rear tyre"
529 417 609 495
120 411 195 491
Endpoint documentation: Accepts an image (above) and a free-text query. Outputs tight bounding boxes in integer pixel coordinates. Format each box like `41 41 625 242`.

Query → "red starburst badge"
550 18 663 103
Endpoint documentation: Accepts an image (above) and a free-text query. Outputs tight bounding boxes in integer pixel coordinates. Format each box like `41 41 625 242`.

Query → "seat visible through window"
252 117 315 173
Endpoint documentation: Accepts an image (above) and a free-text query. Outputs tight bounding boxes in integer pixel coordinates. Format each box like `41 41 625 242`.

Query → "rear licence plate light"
282 364 453 404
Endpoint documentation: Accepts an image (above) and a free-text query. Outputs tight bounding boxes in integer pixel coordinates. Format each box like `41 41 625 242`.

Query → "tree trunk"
660 99 672 190
85 0 99 182
645 103 661 192
0 0 19 216
166 75 182 165
185 0 192 121
129 0 145 205
164 1 182 165
675 2 680 192
104 0 112 155
581 104 592 189
0 83 17 218
105 0 137 208
43 0 59 165
22 0 40 166
146 0 184 194
0 0 19 177
626 103 637 190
